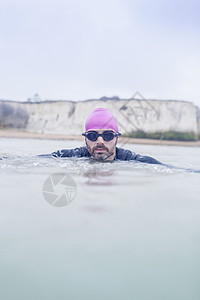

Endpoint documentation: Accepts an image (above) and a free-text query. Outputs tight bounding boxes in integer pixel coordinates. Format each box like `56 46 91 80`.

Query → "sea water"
0 138 200 300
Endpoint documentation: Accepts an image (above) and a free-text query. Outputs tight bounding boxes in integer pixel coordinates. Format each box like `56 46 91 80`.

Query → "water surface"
1 138 200 300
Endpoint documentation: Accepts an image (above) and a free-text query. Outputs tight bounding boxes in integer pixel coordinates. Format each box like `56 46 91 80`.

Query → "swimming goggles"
82 130 121 141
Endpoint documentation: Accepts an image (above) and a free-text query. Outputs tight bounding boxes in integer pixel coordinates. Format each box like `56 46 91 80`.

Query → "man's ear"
85 138 88 148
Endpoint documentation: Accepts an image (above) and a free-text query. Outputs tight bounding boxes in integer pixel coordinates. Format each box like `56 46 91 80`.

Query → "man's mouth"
94 147 107 153
95 148 106 152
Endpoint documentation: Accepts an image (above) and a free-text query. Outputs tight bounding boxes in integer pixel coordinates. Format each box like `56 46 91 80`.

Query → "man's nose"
96 136 104 142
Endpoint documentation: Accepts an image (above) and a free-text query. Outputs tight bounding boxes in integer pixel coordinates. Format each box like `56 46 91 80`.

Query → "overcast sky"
0 0 200 107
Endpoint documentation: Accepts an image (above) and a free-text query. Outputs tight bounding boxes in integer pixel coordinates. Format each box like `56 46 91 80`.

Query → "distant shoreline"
0 129 200 147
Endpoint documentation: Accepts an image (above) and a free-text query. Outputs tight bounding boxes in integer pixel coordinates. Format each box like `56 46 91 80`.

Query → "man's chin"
92 152 109 160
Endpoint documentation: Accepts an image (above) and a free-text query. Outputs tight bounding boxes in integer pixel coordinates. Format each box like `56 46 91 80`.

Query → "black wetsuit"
51 146 162 164
46 147 200 172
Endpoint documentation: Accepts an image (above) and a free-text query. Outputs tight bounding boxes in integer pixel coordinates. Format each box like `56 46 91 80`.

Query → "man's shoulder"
115 147 162 164
115 147 137 161
52 147 90 158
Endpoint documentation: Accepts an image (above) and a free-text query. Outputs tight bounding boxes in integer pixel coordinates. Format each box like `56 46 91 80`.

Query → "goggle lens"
103 131 115 141
87 132 99 141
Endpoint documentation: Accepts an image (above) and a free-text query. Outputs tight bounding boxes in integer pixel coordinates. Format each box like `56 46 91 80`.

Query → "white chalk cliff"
0 98 199 137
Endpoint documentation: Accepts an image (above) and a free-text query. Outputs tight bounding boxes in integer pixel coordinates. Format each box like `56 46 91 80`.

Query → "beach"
0 129 200 147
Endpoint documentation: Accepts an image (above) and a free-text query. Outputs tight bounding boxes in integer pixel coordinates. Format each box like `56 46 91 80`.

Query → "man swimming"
51 107 162 164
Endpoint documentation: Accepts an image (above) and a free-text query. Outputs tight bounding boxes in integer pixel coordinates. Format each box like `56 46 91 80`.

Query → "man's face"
85 129 118 161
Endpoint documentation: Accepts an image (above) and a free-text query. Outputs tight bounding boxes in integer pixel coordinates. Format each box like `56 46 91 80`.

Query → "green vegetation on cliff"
126 131 199 141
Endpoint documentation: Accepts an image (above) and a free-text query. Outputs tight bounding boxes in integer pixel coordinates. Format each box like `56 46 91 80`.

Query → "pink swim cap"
85 108 118 132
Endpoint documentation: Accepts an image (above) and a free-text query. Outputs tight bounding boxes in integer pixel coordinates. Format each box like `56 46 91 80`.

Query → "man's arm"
134 154 162 165
51 147 90 158
37 147 90 158
130 150 200 172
